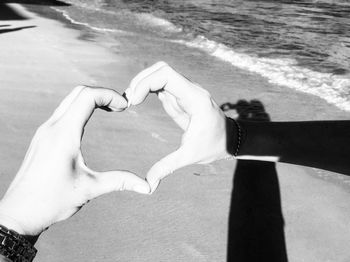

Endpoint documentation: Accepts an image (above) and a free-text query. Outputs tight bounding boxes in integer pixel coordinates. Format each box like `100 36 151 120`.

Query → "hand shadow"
222 100 288 262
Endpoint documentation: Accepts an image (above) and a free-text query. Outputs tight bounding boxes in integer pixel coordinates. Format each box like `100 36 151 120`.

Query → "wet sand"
1 3 350 262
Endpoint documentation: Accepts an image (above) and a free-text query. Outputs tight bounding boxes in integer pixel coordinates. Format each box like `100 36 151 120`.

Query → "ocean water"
52 0 350 111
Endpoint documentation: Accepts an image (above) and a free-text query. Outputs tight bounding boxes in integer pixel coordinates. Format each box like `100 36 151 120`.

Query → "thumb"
89 170 150 199
146 147 193 193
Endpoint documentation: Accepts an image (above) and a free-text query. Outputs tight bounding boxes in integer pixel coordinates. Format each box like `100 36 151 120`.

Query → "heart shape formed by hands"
124 62 232 193
0 63 234 238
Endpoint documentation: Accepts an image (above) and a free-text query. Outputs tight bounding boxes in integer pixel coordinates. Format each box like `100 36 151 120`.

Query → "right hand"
124 62 232 193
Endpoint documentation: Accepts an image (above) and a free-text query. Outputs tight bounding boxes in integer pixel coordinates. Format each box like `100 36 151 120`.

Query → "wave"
52 3 350 112
51 7 125 33
174 36 350 112
135 13 182 33
53 3 181 35
310 0 350 6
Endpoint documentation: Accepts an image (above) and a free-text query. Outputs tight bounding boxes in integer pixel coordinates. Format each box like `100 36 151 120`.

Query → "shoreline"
27 2 350 114
1 3 350 262
25 3 350 121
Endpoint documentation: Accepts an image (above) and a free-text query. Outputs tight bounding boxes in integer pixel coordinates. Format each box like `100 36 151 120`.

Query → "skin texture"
0 86 150 238
124 62 230 193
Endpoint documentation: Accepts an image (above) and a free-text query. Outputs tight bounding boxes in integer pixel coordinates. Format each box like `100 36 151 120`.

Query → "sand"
1 3 350 262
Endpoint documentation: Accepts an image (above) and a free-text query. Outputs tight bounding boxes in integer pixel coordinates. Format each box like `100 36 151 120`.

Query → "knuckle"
201 88 211 97
118 180 127 192
32 123 55 146
159 64 175 77
35 123 48 137
79 86 94 102
197 89 213 106
80 85 91 95
154 61 168 68
36 120 58 136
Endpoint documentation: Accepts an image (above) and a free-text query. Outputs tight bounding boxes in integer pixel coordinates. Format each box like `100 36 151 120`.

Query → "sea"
48 0 350 112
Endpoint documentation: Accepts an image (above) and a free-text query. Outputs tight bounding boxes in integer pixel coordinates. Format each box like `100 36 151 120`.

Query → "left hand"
0 86 150 236
124 62 231 193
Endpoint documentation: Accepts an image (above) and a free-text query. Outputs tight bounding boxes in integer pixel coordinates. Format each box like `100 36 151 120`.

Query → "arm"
235 120 350 174
125 62 350 193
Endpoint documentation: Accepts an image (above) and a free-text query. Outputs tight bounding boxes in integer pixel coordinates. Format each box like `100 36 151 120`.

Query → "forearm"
234 120 350 174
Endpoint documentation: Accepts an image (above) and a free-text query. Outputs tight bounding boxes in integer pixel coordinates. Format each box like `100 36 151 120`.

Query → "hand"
0 86 150 236
124 62 231 193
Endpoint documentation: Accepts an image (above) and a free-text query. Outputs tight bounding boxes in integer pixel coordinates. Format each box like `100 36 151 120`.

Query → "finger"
48 86 85 123
125 62 204 110
88 170 150 199
62 86 127 129
129 61 168 94
124 61 167 107
124 61 168 106
158 91 190 130
146 147 193 193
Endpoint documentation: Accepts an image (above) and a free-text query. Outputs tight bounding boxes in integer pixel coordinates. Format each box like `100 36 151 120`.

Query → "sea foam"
174 36 350 112
135 13 182 33
52 7 125 33
53 4 350 112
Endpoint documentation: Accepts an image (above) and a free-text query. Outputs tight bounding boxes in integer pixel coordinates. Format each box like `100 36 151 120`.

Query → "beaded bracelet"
231 118 241 157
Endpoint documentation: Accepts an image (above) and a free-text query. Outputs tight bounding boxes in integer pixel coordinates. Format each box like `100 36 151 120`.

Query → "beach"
1 3 350 262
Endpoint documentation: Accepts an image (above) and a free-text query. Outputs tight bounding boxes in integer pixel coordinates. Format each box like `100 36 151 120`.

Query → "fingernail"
133 184 151 194
109 106 125 112
124 89 132 107
122 92 128 103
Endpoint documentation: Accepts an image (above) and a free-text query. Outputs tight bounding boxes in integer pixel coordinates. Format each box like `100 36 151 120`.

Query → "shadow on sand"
0 4 29 20
0 25 36 34
3 0 70 6
221 100 288 262
0 1 70 20
0 1 65 33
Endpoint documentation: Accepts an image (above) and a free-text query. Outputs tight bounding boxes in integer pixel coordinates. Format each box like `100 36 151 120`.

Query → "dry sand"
1 3 350 262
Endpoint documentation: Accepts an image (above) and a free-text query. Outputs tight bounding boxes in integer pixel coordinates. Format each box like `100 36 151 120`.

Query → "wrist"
225 117 241 157
0 200 38 261
0 224 37 261
0 205 39 247
0 200 41 240
233 120 280 162
0 213 25 235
